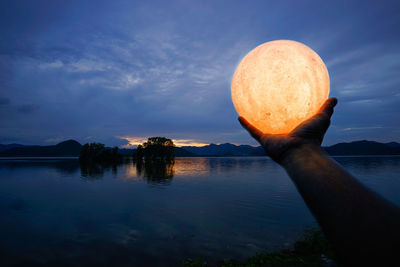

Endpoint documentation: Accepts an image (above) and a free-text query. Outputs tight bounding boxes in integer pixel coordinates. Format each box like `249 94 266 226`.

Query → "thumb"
318 97 338 119
238 116 264 142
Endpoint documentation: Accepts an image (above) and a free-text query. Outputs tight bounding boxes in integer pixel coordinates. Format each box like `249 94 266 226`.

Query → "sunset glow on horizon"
118 136 211 148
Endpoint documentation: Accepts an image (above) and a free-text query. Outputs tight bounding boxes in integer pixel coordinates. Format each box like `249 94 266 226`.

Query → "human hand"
239 97 337 163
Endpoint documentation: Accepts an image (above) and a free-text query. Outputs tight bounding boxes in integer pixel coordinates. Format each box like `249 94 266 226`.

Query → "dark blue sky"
1 0 399 147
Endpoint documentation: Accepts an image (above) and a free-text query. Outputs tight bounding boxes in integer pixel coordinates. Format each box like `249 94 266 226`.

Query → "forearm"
281 144 400 265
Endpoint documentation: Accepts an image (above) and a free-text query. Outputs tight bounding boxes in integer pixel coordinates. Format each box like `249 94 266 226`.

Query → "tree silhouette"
134 144 144 161
79 142 122 164
136 160 175 184
134 137 175 162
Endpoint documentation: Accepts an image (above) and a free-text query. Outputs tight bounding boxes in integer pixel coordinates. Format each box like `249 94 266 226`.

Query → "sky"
1 0 399 147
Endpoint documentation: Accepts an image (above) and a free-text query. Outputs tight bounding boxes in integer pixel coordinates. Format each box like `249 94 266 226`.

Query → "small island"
134 137 175 162
78 136 175 166
79 143 123 164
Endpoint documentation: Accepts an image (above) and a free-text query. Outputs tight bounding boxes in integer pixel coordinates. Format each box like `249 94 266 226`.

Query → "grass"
183 227 337 267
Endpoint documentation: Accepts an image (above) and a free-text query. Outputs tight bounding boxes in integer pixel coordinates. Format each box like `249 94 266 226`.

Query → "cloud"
38 60 64 69
44 137 64 143
67 59 108 73
341 126 384 131
329 46 400 102
17 104 39 114
0 97 10 105
1 0 399 146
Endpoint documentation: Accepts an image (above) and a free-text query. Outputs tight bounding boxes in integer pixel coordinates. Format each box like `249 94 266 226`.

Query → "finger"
238 116 264 141
318 97 338 118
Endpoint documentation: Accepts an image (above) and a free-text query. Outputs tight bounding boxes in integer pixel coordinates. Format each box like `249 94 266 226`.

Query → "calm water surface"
0 157 399 266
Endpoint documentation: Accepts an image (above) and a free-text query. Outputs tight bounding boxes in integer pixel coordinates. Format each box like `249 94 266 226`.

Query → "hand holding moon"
231 40 330 135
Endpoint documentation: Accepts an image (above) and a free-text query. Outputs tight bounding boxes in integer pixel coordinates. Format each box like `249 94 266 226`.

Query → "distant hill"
324 140 400 156
0 140 399 157
181 141 400 157
181 143 265 156
0 140 82 157
0 143 27 152
174 147 197 157
385 142 400 148
119 147 197 157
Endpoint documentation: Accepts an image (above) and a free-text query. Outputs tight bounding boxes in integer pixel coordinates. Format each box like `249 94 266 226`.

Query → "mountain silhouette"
0 143 26 152
173 147 197 157
385 142 400 148
0 140 82 157
0 140 399 157
181 143 265 156
324 140 400 155
181 141 400 156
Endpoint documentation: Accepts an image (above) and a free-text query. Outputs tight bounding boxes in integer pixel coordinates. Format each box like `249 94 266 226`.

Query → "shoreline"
1 155 400 160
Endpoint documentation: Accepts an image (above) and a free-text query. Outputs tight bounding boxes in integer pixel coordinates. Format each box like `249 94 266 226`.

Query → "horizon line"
2 139 400 149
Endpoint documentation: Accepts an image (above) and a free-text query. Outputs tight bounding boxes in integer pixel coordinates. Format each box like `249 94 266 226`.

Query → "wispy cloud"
341 126 384 131
39 60 64 69
1 0 399 146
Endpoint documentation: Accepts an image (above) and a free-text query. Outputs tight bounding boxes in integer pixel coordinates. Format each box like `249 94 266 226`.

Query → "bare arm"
239 98 400 265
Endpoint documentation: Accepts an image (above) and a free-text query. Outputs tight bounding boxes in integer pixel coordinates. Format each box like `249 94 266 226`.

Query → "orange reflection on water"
122 158 211 181
173 158 210 177
124 163 138 179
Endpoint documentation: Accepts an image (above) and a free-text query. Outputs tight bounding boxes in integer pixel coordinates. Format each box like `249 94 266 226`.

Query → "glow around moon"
231 40 330 134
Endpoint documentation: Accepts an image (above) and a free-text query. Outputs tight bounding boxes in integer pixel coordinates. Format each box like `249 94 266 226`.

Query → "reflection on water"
74 157 280 183
0 156 399 266
80 162 118 179
173 157 210 176
335 156 400 172
78 160 176 184
136 160 175 184
0 159 80 175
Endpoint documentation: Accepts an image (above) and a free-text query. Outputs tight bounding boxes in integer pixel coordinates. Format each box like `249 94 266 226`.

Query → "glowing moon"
231 40 330 134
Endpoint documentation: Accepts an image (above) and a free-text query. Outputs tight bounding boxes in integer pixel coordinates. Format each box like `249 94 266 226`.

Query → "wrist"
280 143 324 167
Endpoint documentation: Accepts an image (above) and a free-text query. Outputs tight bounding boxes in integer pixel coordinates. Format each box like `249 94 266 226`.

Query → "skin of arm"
239 98 400 266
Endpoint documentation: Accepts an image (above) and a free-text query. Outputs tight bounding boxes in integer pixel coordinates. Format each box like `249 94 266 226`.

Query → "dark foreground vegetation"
183 228 337 267
79 142 123 164
134 137 175 162
79 137 175 166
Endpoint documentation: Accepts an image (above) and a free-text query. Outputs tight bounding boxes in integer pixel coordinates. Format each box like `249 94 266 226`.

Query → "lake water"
1 157 399 266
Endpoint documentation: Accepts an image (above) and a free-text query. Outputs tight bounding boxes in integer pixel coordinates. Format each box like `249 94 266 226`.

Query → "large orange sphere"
231 40 330 134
